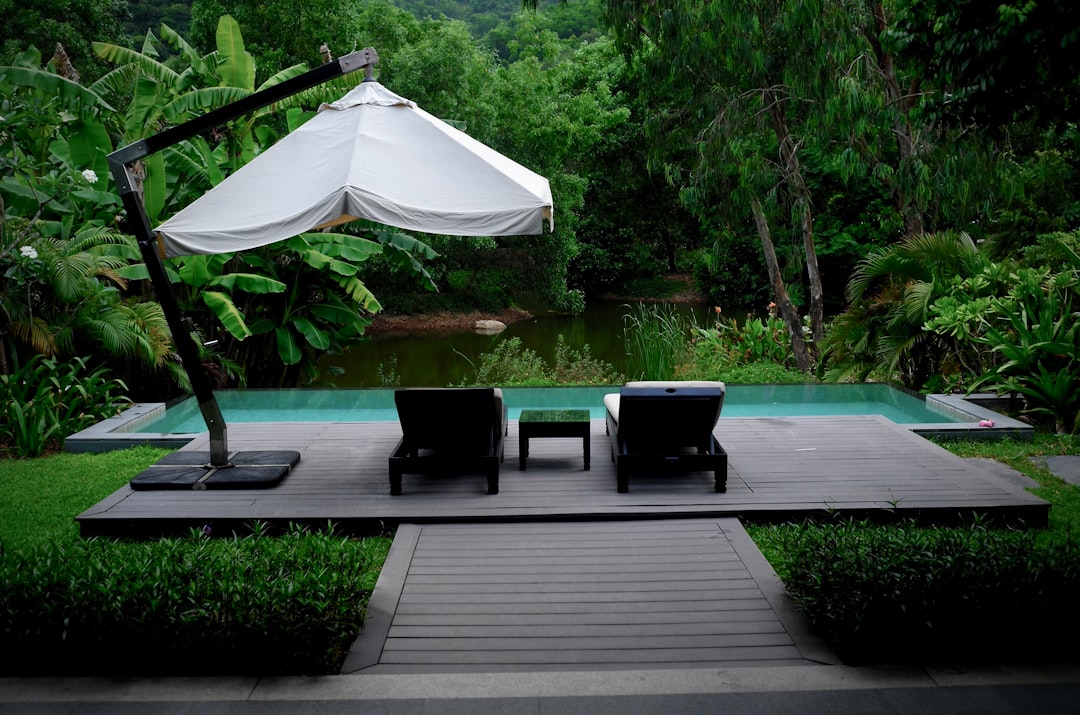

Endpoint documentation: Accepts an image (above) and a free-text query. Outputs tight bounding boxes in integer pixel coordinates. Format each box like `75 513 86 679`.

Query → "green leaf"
256 64 309 92
291 317 330 349
161 87 252 122
176 254 231 287
285 107 315 132
332 276 382 313
307 303 362 324
143 152 166 221
208 273 286 294
116 264 151 281
125 73 164 139
159 23 208 76
216 15 255 91
63 120 113 181
276 326 302 365
202 291 252 340
0 66 114 112
92 42 180 86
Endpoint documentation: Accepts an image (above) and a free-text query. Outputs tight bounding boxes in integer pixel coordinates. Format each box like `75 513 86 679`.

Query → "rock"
475 319 507 334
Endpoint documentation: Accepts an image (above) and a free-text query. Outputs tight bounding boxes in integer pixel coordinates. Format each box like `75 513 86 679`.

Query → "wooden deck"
77 415 1049 537
74 415 1049 673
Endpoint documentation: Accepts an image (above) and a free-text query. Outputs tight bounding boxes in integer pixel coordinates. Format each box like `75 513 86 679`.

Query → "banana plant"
90 15 309 218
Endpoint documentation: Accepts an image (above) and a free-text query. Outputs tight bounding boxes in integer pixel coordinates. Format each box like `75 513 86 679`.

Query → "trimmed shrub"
761 519 1080 664
0 526 391 676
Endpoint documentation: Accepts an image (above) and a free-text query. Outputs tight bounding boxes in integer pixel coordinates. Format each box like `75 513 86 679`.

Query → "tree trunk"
763 87 824 348
751 197 811 371
867 1 926 237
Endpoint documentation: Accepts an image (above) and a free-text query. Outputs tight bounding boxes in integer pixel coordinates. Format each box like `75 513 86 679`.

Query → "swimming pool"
126 384 965 433
65 383 1029 453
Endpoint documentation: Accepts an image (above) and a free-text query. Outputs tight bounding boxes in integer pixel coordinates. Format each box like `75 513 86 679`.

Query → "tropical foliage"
0 354 131 457
1 0 1078 435
926 237 1080 434
468 334 622 386
820 231 989 389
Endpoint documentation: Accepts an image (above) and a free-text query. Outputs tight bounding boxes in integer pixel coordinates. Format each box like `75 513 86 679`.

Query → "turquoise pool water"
129 384 971 434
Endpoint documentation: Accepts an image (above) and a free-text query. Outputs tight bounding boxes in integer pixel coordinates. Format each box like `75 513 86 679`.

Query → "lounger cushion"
605 381 725 425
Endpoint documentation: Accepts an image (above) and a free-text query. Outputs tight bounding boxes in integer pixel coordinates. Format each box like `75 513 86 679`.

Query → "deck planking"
77 415 1048 537
341 518 837 673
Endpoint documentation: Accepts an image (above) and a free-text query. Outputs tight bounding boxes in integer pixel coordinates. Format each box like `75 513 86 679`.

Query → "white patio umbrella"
111 50 554 472
154 79 553 257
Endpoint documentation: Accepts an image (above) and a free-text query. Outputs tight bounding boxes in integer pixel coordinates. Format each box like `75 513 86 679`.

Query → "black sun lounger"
604 381 727 493
389 387 506 495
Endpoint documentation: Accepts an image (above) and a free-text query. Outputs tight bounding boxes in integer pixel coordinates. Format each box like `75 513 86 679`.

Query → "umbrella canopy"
154 80 553 258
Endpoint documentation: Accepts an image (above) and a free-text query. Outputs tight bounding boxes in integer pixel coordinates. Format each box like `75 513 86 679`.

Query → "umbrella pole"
109 163 231 466
107 49 376 470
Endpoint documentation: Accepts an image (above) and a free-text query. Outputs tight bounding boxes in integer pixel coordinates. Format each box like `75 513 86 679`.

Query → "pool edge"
65 392 1033 454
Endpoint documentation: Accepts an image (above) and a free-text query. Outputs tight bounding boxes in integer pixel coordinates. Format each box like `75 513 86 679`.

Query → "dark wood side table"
518 409 590 471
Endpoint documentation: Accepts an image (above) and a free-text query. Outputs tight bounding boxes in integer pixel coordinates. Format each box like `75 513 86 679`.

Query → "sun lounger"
389 387 506 495
604 381 727 493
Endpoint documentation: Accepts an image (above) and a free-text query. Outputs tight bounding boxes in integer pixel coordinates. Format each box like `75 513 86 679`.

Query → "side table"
518 409 590 471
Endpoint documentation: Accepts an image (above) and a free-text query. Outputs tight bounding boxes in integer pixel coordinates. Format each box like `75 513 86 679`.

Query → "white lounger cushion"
605 381 726 425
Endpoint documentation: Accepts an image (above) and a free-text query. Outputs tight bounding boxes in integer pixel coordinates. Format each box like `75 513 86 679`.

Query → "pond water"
316 300 721 388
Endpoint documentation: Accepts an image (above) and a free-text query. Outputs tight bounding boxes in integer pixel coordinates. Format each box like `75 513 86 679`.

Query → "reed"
621 302 695 380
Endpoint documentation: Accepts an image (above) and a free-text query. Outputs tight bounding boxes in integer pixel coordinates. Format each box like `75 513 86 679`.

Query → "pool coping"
64 392 1033 454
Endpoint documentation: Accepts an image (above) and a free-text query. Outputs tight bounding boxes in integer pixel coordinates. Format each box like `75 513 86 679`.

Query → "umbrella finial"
359 47 379 82
338 47 380 80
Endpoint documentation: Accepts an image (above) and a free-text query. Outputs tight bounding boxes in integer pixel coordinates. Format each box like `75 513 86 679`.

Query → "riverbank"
367 307 534 334
368 275 706 334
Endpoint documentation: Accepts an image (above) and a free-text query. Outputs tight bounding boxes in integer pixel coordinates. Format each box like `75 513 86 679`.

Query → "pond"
316 300 721 388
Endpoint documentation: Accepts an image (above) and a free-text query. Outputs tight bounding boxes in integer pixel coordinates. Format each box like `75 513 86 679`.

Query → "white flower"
81 169 99 184
19 246 38 260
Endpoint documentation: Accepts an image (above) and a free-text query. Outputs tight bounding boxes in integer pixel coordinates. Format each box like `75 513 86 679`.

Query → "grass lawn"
0 446 173 551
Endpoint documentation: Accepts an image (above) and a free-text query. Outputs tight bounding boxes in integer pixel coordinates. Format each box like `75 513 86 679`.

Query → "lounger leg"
616 462 629 493
487 469 499 495
714 454 728 493
583 430 590 470
389 467 403 496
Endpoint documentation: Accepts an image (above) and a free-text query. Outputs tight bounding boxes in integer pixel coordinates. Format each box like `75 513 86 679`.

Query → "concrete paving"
1031 455 1080 487
3 664 1080 713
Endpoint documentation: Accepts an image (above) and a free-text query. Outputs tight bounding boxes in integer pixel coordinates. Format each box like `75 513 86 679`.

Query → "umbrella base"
129 451 300 490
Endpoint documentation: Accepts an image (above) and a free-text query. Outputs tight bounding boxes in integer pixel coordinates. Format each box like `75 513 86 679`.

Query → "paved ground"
1032 455 1080 487
3 665 1080 713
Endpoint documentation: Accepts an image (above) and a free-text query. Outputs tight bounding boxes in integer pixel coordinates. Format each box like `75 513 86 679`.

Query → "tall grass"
622 302 695 380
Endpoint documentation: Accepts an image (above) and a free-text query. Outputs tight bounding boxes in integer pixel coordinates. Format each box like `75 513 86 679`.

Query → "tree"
598 0 878 369
0 0 130 82
190 0 364 81
889 0 1080 130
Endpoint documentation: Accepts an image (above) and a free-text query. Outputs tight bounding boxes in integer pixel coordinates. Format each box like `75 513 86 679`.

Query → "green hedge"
758 519 1080 664
0 527 391 676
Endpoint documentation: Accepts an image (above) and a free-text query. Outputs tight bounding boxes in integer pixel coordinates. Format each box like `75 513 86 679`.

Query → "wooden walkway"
77 415 1048 537
75 415 1049 673
341 518 838 673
